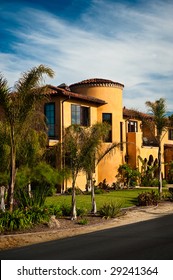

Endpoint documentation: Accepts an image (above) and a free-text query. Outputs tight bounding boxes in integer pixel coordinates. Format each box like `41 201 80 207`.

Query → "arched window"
148 155 154 166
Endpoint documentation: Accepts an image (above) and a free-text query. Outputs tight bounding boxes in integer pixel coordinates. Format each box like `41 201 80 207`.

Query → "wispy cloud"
1 0 173 111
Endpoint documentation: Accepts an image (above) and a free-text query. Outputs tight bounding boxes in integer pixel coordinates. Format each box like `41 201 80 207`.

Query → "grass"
46 188 157 212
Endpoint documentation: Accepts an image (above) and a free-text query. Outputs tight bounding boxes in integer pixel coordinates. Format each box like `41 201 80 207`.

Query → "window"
71 104 90 126
44 103 55 137
128 121 138 132
102 113 112 142
168 129 173 140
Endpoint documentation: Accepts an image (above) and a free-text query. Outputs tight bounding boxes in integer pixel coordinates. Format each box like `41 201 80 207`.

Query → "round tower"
70 78 125 185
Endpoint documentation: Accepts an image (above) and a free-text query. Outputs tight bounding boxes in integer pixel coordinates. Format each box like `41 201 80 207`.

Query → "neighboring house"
43 78 173 191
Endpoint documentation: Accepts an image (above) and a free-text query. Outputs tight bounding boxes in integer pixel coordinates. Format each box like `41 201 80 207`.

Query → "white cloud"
1 0 173 111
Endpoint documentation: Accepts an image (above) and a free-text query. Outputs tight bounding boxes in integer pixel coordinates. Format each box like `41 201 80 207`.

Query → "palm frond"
146 98 167 136
97 142 121 165
14 64 54 93
0 74 13 122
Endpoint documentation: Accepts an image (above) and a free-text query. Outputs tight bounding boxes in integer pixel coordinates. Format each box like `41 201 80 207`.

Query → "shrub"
47 204 63 217
0 207 51 232
0 209 32 232
99 200 123 219
25 206 50 225
78 218 88 225
112 182 123 190
94 188 105 194
60 204 72 216
76 207 87 217
141 177 167 187
15 162 61 208
60 204 87 217
15 185 49 208
168 188 173 201
65 187 83 195
116 164 140 188
137 190 159 206
97 179 110 190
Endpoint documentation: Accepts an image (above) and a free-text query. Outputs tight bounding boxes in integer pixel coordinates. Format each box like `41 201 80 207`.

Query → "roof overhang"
47 85 107 106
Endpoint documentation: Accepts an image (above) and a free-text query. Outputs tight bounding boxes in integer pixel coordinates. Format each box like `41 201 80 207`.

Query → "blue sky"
0 0 173 111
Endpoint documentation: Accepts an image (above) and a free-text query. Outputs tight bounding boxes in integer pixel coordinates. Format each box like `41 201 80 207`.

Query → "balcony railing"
142 137 159 147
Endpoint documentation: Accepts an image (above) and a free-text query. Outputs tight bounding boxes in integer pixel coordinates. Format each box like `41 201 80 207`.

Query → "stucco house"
43 78 173 191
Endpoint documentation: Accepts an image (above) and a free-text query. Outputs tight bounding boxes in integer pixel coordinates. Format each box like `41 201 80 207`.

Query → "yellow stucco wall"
71 83 125 185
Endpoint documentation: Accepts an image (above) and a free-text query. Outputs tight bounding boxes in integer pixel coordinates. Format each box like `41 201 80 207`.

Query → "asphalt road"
1 213 173 260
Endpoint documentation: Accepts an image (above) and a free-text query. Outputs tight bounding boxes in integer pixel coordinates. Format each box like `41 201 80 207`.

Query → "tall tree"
0 65 54 211
145 98 167 195
63 125 85 220
81 123 120 213
63 123 120 218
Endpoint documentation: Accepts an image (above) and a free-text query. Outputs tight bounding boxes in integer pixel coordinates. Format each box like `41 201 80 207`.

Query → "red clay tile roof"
70 78 124 89
47 85 106 105
123 107 153 120
164 144 173 148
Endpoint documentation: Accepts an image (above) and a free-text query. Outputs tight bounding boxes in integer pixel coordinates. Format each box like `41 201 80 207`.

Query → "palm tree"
63 125 85 220
145 98 167 195
81 123 120 213
0 65 54 211
63 123 120 217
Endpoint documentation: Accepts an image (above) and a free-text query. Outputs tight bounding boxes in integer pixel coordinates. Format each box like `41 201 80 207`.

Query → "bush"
65 187 83 195
112 182 123 190
0 209 31 232
76 207 87 217
0 206 51 232
15 185 49 208
141 177 167 188
99 200 123 219
78 218 88 225
116 164 140 188
94 188 105 194
26 206 50 225
168 188 173 201
60 204 72 216
47 204 63 217
15 162 61 208
97 179 110 190
137 190 159 206
60 204 87 217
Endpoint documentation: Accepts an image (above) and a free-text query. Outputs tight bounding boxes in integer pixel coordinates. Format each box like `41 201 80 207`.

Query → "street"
0 213 173 260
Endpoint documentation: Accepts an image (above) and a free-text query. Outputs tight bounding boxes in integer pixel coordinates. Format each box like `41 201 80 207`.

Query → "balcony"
142 137 159 147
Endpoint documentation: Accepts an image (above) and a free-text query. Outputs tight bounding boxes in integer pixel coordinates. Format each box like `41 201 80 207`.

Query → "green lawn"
46 188 159 212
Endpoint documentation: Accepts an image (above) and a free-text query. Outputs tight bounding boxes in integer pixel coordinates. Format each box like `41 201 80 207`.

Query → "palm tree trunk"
71 174 77 220
89 172 97 214
158 144 162 196
9 126 16 212
91 185 97 214
0 186 5 212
